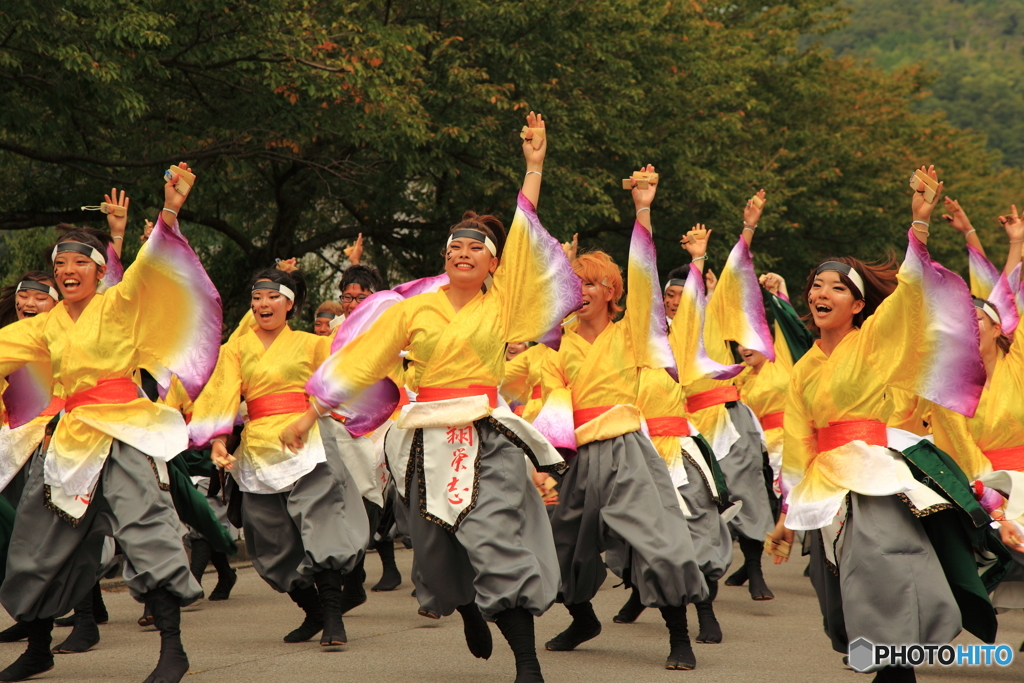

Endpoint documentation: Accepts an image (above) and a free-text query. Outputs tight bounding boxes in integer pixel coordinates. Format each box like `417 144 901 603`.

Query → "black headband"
316 312 337 320
252 280 295 301
17 280 58 299
815 261 864 297
447 228 498 256
973 297 1001 325
664 278 687 292
52 241 106 266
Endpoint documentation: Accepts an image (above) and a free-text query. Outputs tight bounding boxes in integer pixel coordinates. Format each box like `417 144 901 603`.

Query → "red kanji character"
446 425 474 446
451 448 469 472
447 476 464 505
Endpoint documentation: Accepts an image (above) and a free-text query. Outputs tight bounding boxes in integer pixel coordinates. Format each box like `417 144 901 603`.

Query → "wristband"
113 236 123 241
965 228 976 238
692 255 707 262
743 222 758 229
525 170 542 178
911 220 929 228
161 207 178 216
636 207 651 217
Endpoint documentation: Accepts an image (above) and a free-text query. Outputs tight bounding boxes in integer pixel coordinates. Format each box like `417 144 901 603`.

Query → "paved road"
1 543 1021 683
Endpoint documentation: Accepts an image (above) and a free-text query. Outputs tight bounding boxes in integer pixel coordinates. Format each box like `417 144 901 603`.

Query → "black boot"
371 540 402 592
455 602 492 659
339 558 367 615
188 538 213 585
495 607 543 683
612 587 646 624
739 536 773 600
660 605 696 670
872 665 916 682
0 619 54 681
314 570 347 646
207 552 236 602
694 579 722 644
52 591 100 654
92 583 109 625
283 585 323 642
723 563 748 587
544 601 602 651
0 622 29 642
138 603 154 627
142 587 190 683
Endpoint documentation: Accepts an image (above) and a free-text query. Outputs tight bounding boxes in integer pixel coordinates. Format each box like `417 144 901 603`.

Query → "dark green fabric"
691 433 731 513
167 455 237 556
176 449 216 478
901 440 1010 644
0 494 15 583
768 294 815 362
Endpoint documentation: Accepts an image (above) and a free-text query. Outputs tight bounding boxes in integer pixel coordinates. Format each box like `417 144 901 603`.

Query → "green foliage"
0 0 1018 324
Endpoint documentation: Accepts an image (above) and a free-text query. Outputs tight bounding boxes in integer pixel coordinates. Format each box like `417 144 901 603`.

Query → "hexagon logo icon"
848 638 874 672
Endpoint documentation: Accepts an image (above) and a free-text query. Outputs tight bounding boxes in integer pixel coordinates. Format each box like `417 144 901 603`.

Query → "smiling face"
314 317 334 336
251 281 293 332
807 270 864 333
737 344 767 369
15 283 57 321
444 237 498 289
577 280 614 323
663 284 683 319
976 307 1002 357
340 283 371 316
53 244 105 305
506 341 528 361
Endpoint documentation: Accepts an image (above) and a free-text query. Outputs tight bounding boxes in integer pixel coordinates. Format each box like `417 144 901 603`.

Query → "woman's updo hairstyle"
0 270 57 328
800 254 899 334
975 297 1012 355
249 268 307 321
446 211 507 259
49 224 113 265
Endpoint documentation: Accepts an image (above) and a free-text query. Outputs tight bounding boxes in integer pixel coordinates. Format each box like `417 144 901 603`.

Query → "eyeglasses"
341 294 370 304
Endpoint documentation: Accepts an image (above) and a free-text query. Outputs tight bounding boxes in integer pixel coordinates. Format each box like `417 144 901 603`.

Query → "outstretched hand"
911 165 943 223
104 187 129 236
744 189 766 228
759 272 786 296
680 223 710 259
999 204 1023 243
941 197 974 234
522 111 546 169
276 257 298 274
164 161 194 214
630 164 658 210
561 233 578 262
345 233 364 265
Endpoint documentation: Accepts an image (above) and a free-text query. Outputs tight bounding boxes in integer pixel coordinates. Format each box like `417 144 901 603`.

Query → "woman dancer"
539 167 708 671
284 113 575 683
189 267 370 648
783 167 1004 682
0 164 219 683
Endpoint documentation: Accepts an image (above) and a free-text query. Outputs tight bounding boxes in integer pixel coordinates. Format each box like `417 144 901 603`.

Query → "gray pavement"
2 543 1021 683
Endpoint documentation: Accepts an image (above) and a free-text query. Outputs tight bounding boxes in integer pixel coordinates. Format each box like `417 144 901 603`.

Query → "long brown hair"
800 255 899 334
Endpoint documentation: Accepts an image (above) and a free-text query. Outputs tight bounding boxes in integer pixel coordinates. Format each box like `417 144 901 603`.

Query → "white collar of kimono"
52 241 106 267
252 281 295 301
816 261 864 298
447 229 497 257
973 298 1001 327
16 280 59 301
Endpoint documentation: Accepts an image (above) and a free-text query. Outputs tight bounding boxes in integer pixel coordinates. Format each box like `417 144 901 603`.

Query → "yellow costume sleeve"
189 337 244 445
0 315 50 378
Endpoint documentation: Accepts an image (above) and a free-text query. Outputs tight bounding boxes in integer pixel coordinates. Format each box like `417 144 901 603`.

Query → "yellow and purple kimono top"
0 216 221 497
782 231 985 531
501 344 555 423
538 219 677 451
190 327 331 493
305 194 578 530
683 238 773 459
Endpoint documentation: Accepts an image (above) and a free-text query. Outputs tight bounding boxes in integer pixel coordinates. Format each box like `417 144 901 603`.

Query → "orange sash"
984 446 1024 472
416 385 498 409
573 406 613 429
760 411 785 432
646 416 690 437
816 420 887 453
247 392 309 421
686 386 740 414
65 377 139 414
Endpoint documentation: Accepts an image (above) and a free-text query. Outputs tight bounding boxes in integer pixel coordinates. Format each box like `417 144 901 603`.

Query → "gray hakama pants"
718 403 773 541
679 455 732 582
1 441 202 621
241 444 369 594
185 476 234 543
404 421 559 621
550 431 708 608
808 493 961 659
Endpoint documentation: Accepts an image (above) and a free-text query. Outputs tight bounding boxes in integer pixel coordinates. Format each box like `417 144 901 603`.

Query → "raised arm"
740 189 766 247
520 111 546 208
910 164 942 246
104 188 129 259
1000 204 1023 276
942 197 986 256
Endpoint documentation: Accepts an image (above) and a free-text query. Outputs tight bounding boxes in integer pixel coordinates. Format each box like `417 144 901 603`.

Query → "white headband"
974 298 1001 327
16 280 59 301
252 281 295 301
816 261 865 298
52 241 106 267
447 229 498 257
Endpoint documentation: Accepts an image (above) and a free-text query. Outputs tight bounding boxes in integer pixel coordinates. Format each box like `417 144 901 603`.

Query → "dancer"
686 194 777 600
539 166 708 671
189 266 370 647
285 112 575 683
783 166 1004 682
314 301 344 336
0 164 220 683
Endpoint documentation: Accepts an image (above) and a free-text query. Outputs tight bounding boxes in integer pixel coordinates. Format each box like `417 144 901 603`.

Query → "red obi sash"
646 416 690 437
247 392 309 421
40 396 67 418
531 385 543 400
816 420 887 453
416 385 498 409
686 386 740 414
984 446 1024 472
573 406 613 429
65 377 139 414
760 411 785 432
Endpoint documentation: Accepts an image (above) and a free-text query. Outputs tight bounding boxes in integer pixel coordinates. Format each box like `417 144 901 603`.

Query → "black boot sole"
544 620 602 651
0 660 54 682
